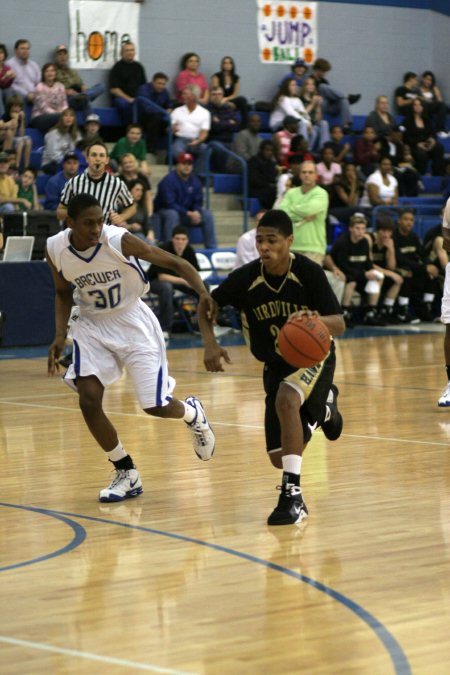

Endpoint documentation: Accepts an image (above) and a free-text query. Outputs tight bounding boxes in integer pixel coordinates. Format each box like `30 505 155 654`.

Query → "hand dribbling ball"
278 315 331 368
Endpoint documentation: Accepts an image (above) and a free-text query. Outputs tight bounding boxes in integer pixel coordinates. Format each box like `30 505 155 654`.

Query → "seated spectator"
360 157 399 208
54 44 104 116
16 167 40 211
136 72 173 154
248 140 279 209
6 39 40 105
153 152 217 247
229 113 262 169
418 71 448 136
44 150 80 210
279 58 308 89
175 52 209 105
76 113 103 166
316 146 342 195
329 161 366 225
311 58 360 132
0 151 30 212
272 115 299 166
118 153 152 222
170 85 211 171
354 125 381 177
122 179 155 242
393 207 440 322
324 212 386 326
365 95 396 141
0 44 15 117
211 56 248 126
269 79 311 140
403 98 445 176
323 124 352 164
379 127 421 197
110 123 150 177
41 108 81 174
147 225 201 341
109 41 146 125
29 63 68 132
289 134 314 160
367 218 404 322
423 210 448 295
395 72 419 118
234 209 266 268
1 95 31 169
275 153 303 201
207 86 240 171
299 76 330 151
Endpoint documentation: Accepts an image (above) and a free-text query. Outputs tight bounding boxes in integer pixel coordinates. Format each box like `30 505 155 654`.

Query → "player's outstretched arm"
46 249 74 376
197 298 232 372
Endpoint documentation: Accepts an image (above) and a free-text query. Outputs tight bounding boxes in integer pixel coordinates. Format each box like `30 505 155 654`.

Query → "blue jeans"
112 96 133 125
171 137 208 173
317 83 351 126
157 208 217 248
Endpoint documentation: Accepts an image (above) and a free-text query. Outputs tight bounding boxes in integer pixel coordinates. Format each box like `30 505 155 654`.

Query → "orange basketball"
278 315 331 368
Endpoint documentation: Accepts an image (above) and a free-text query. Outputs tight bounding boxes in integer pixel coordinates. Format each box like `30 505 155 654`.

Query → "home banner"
68 0 140 69
257 1 318 65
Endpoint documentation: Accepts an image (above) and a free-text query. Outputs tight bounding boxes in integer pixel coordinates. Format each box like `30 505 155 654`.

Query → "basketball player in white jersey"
46 194 215 502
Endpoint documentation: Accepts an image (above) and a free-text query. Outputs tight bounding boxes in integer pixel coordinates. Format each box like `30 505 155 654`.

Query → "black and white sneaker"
185 396 215 460
267 483 308 526
322 384 343 441
99 468 143 502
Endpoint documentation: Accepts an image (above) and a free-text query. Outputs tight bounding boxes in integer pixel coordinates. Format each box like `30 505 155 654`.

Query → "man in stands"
44 150 80 211
136 72 173 155
6 39 40 104
109 41 146 125
54 44 104 114
170 85 210 170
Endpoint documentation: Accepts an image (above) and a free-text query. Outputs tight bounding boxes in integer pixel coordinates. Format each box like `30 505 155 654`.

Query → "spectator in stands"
379 126 421 197
418 71 448 136
329 161 365 224
393 207 440 322
360 156 399 208
1 95 31 169
0 44 15 117
6 39 40 105
207 86 240 171
230 113 262 167
276 153 303 201
122 178 154 242
77 112 103 154
395 72 419 117
279 58 308 88
16 167 40 211
403 98 445 176
136 72 173 155
153 152 217 247
0 151 30 212
44 150 80 211
234 209 266 268
367 218 404 323
316 146 342 194
109 41 146 125
247 140 279 210
54 44 104 116
41 108 81 174
118 153 152 221
211 56 248 126
311 58 360 132
323 124 352 164
423 209 447 295
279 160 329 264
110 123 150 177
353 125 381 177
147 224 201 341
365 95 396 140
171 85 211 171
175 53 209 105
269 79 311 140
299 76 330 151
29 63 68 132
272 115 299 167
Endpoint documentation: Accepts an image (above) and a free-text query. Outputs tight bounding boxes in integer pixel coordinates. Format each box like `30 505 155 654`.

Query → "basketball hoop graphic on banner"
257 1 318 65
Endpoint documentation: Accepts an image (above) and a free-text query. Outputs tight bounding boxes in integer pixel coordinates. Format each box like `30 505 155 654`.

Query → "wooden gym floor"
1 326 450 674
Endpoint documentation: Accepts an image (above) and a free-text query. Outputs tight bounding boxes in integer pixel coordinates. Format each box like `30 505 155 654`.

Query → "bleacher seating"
92 107 122 128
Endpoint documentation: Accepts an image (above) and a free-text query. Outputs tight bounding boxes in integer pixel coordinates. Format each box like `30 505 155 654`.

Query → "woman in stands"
30 63 68 133
418 71 448 136
365 95 396 140
123 179 155 242
175 53 209 105
211 56 248 126
299 77 330 150
403 98 445 176
41 108 81 174
118 153 153 217
329 161 367 223
270 78 311 144
360 156 399 208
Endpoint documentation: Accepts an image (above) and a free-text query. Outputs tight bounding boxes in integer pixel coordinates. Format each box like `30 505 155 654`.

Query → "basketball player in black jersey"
197 210 345 525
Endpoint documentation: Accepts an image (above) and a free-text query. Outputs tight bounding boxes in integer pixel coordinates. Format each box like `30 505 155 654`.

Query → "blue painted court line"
0 503 410 675
0 503 86 572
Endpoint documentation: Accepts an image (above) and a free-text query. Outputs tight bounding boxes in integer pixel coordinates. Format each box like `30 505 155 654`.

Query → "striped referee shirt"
59 170 134 224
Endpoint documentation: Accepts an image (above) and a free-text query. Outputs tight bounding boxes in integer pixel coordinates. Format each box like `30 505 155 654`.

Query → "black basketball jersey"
211 252 341 364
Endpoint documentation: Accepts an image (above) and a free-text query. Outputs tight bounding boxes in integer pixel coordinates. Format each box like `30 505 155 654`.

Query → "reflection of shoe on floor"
322 384 343 440
348 93 361 104
185 396 215 460
99 468 143 502
438 382 450 407
267 484 308 526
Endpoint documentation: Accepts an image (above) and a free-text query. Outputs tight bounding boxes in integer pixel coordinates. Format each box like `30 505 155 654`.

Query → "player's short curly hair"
67 193 101 219
257 209 293 236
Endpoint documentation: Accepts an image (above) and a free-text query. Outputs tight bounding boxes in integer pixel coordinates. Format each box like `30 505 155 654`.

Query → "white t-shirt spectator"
360 170 398 207
171 104 211 140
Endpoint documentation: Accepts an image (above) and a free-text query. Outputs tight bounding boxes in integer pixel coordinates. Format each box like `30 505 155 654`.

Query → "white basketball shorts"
441 263 450 324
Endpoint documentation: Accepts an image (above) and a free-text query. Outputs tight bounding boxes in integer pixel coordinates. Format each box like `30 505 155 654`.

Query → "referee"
56 141 136 226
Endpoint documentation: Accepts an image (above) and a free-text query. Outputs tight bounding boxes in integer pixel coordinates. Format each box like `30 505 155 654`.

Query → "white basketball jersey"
46 225 149 317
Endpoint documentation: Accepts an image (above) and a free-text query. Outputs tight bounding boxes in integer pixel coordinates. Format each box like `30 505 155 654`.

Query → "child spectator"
110 123 150 177
16 167 40 210
323 125 352 164
272 115 299 166
2 95 32 169
316 146 342 194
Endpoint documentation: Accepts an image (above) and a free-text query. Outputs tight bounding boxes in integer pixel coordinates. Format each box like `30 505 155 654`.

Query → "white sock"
423 293 434 303
182 400 196 423
383 297 395 307
282 454 302 476
398 296 409 307
106 441 127 463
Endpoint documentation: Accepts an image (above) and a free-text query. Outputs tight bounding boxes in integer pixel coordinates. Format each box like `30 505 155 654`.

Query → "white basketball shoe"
185 396 215 461
438 382 450 407
98 468 143 502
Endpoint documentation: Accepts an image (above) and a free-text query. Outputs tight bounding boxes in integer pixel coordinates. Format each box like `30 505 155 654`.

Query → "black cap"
63 151 78 162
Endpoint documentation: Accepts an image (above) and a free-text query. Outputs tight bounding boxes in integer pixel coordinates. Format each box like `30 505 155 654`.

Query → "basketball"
278 315 331 368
